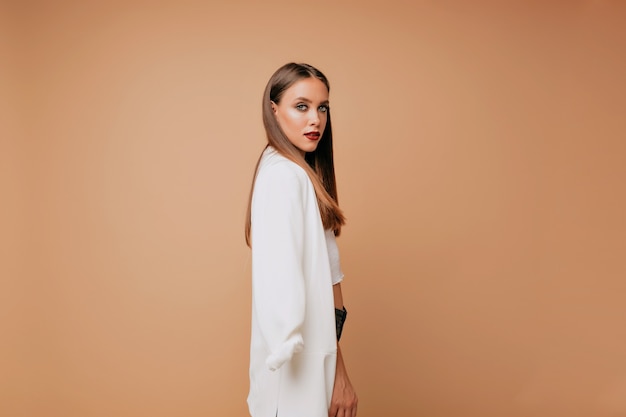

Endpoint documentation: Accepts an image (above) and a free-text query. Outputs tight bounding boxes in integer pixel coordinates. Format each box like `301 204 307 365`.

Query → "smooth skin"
271 77 329 156
272 77 358 417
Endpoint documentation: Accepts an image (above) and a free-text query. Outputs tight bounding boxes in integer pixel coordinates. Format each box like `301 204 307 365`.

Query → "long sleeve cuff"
265 335 304 371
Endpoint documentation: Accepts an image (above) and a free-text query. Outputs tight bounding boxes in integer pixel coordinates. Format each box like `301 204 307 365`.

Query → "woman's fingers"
329 399 357 417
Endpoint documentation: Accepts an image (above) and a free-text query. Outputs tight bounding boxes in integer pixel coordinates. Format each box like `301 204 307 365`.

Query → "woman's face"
272 77 329 156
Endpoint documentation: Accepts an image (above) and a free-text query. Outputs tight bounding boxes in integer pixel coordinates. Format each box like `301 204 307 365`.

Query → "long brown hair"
244 63 345 247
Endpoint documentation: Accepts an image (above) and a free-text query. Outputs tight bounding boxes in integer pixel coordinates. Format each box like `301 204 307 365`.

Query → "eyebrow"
293 97 330 105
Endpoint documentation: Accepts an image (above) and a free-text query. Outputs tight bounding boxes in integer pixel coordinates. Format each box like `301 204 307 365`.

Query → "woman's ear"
270 101 277 114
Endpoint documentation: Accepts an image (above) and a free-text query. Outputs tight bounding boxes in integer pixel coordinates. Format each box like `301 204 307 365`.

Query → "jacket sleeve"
251 162 306 371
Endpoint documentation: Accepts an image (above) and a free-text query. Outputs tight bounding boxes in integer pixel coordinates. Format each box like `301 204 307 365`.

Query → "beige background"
2 1 625 416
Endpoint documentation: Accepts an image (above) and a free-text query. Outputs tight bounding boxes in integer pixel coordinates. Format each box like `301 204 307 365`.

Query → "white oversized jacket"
248 146 338 417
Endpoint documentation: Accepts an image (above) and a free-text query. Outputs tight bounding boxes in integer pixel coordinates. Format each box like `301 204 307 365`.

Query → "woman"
244 63 358 417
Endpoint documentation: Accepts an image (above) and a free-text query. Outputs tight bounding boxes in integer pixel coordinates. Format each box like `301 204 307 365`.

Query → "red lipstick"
304 131 320 141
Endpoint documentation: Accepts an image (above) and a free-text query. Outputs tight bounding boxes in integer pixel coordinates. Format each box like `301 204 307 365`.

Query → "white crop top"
325 229 344 285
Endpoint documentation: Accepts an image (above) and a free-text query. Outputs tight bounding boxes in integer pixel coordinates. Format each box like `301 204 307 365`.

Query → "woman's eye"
318 105 329 113
296 104 308 111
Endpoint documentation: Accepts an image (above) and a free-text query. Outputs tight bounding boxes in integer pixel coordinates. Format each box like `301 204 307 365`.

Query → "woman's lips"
304 132 320 141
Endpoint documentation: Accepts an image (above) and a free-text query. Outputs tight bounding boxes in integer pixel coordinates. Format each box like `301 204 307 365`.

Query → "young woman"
245 63 358 417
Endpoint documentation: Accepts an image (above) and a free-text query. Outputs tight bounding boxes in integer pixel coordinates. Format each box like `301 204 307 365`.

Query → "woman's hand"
329 345 358 417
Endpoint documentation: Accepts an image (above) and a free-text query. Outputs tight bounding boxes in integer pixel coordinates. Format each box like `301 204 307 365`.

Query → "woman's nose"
309 110 320 125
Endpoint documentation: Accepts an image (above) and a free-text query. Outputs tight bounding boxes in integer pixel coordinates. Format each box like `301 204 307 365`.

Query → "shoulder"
256 148 309 190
